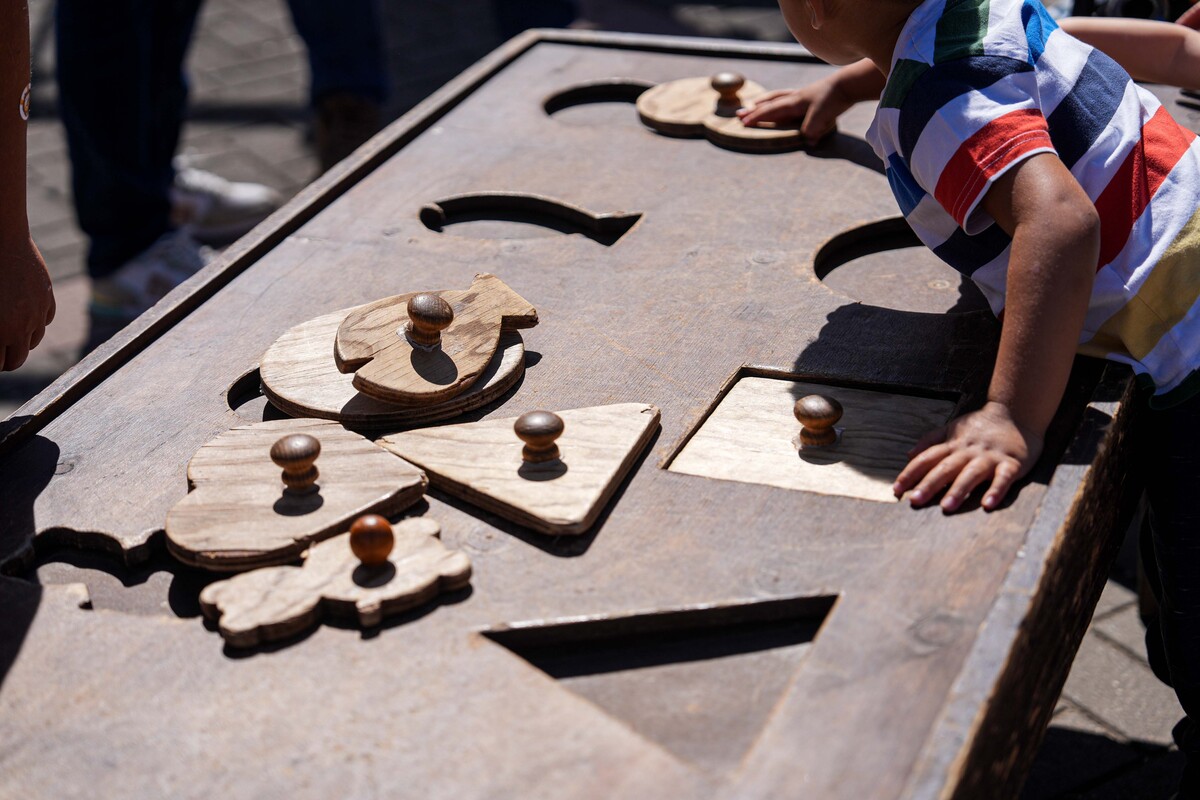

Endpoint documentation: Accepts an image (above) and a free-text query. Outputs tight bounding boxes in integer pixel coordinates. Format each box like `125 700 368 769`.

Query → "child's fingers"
29 324 45 351
982 460 1022 511
893 443 950 497
908 451 972 507
939 457 996 512
798 108 839 144
907 425 947 458
739 93 808 126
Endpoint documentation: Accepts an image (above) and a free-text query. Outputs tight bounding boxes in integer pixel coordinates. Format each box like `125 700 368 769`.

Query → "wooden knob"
270 433 320 494
515 410 564 463
794 395 843 448
711 72 745 105
349 514 394 566
406 293 454 348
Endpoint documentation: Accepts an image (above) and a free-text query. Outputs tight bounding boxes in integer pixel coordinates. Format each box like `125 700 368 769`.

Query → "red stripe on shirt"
1093 105 1197 270
935 108 1052 227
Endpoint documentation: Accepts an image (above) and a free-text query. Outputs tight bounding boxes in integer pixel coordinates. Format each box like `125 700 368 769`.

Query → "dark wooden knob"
349 514 394 566
406 293 454 348
514 410 564 463
270 433 320 494
794 395 843 448
711 72 745 105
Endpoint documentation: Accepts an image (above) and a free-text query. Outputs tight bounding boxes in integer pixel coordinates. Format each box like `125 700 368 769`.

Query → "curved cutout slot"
813 218 989 315
420 193 642 246
226 367 288 423
543 79 654 117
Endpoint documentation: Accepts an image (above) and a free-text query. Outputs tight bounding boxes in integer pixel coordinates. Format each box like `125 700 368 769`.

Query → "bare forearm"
1060 17 1200 90
0 0 31 247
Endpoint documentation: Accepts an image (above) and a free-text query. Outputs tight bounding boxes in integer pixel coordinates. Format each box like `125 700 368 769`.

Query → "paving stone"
1021 704 1143 800
1094 579 1139 621
1063 631 1184 747
1096 605 1155 664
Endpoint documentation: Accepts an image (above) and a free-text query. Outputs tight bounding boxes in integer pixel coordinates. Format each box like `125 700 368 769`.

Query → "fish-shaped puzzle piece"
637 72 807 153
200 516 471 648
334 273 538 407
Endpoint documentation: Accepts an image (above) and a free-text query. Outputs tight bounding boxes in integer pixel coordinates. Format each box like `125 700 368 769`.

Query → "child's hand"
892 401 1043 513
737 78 849 145
0 235 55 371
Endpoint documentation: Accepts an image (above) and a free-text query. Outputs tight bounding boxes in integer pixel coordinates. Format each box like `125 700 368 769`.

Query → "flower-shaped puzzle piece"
199 516 471 648
637 72 805 153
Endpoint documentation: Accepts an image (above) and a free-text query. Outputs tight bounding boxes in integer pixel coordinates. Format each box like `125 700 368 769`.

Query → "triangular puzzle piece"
637 74 805 153
199 517 471 648
165 419 427 571
334 273 538 406
378 403 660 535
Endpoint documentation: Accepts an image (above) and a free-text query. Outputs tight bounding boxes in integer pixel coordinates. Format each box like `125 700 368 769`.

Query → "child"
746 2 1200 793
0 0 55 373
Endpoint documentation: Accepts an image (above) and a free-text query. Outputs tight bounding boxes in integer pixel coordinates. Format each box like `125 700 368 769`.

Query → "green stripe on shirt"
935 0 992 63
881 59 929 109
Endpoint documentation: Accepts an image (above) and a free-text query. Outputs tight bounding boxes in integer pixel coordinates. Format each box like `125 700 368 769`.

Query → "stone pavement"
2 1 1184 796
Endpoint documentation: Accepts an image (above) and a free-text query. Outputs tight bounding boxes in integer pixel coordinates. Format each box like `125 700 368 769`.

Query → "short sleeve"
899 57 1056 234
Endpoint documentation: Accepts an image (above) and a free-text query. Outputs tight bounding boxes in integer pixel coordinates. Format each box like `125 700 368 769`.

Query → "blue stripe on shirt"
898 56 1035 158
887 154 927 216
1045 47 1131 169
933 221 1012 275
1022 0 1057 64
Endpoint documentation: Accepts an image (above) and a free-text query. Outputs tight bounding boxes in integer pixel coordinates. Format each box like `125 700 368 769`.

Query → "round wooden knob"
270 433 320 494
406 293 454 348
349 514 394 566
514 410 565 463
794 395 843 448
711 72 746 105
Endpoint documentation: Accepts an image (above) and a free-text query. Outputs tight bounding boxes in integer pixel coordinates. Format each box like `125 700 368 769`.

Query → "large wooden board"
0 30 1156 800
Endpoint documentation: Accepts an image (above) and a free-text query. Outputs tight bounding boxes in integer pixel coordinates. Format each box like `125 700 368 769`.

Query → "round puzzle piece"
637 74 806 152
165 419 427 572
260 306 526 429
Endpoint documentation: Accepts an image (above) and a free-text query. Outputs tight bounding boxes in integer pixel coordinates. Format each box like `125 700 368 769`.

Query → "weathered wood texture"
260 307 526 428
200 517 472 647
164 419 427 571
334 273 538 405
670 376 957 502
380 403 661 535
0 29 1171 799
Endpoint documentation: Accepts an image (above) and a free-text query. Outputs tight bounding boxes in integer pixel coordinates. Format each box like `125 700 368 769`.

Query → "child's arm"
1060 17 1200 90
737 58 884 144
0 0 54 372
893 152 1100 512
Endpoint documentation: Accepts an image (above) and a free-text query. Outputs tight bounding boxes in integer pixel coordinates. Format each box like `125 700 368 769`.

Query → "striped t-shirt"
866 0 1200 406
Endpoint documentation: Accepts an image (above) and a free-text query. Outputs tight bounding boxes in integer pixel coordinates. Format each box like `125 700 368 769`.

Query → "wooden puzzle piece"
199 516 471 648
669 377 957 502
378 403 660 536
637 72 806 153
334 273 538 406
259 305 526 429
165 419 427 572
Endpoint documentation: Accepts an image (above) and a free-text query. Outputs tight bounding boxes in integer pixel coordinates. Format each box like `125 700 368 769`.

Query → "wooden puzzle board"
0 30 1160 800
670 377 957 502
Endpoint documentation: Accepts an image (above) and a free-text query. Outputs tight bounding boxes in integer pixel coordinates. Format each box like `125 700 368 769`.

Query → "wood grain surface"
334 273 538 405
379 403 660 535
165 419 427 571
260 306 526 428
199 517 472 647
637 75 805 152
0 30 1167 800
670 377 957 502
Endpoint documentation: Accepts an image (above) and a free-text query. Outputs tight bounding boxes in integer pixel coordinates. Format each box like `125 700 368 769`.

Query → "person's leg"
56 0 201 280
1141 389 1200 793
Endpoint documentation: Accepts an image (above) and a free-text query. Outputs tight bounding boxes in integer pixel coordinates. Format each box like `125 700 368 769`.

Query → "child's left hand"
893 401 1043 513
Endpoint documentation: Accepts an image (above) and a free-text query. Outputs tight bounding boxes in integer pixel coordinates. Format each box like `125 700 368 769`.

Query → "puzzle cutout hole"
484 595 835 775
543 79 653 127
815 218 990 314
669 375 958 503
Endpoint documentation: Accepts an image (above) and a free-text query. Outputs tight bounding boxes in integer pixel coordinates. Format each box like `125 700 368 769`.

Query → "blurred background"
4 1 1191 796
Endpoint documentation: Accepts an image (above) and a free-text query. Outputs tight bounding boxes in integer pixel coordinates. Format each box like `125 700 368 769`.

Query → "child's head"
776 0 923 67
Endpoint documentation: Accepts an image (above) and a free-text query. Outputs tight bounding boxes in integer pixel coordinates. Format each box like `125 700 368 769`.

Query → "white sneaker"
170 166 282 245
85 230 213 353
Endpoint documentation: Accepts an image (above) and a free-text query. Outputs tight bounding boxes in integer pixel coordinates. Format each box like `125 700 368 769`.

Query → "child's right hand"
1 235 55 371
737 77 851 145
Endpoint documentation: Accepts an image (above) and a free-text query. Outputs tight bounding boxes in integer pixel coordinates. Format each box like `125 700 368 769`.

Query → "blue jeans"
56 0 387 279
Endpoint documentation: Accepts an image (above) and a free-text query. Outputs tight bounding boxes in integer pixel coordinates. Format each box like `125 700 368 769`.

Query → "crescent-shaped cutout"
420 193 643 246
542 79 655 116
